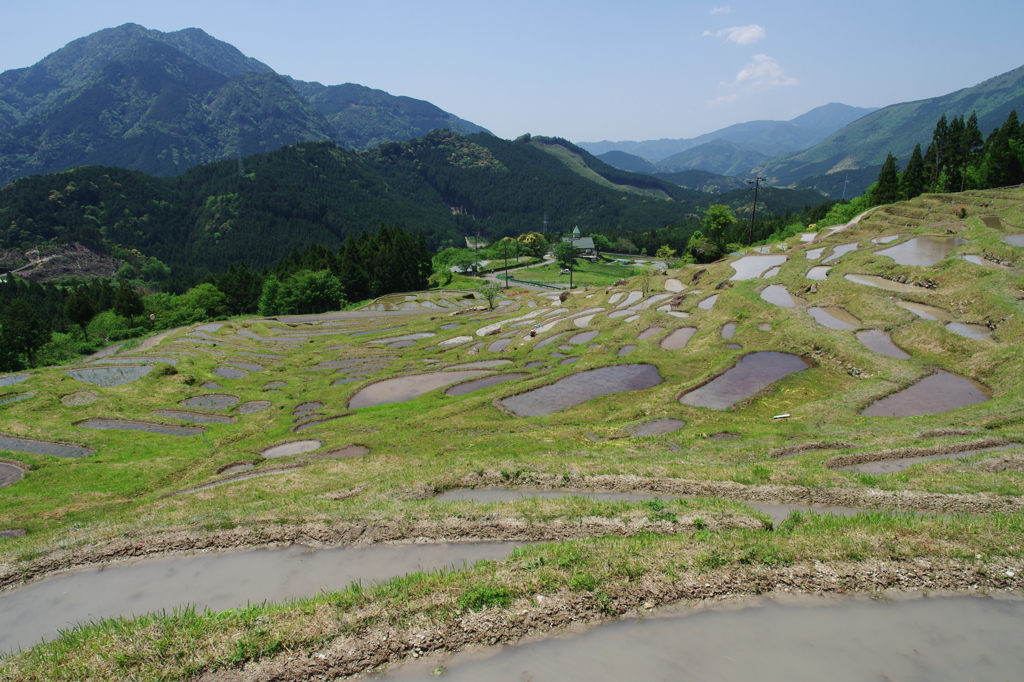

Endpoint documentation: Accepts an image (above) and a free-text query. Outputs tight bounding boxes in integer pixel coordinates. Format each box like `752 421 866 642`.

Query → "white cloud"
715 25 766 45
734 54 797 86
710 5 731 13
706 54 797 106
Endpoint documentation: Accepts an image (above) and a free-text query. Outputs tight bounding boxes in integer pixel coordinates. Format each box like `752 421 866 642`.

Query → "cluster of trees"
0 223 432 371
871 110 1024 206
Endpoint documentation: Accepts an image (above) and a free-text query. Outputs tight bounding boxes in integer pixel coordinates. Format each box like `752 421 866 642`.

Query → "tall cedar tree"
0 298 49 367
900 144 927 199
871 153 902 206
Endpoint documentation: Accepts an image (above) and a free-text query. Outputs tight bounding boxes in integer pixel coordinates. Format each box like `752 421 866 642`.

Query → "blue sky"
3 0 1023 143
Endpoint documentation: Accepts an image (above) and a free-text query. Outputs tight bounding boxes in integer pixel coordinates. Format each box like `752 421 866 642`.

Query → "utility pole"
502 240 509 289
748 177 766 246
842 173 850 201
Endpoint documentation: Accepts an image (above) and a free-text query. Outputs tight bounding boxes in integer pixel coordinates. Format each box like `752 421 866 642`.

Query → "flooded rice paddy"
721 323 736 338
0 435 93 458
697 295 718 310
64 365 153 387
805 266 831 280
0 374 31 387
568 330 599 345
261 440 322 458
0 542 528 652
856 331 910 359
896 301 952 321
0 463 24 488
946 322 994 341
446 374 528 397
637 326 663 341
807 307 860 330
180 394 239 411
1003 234 1024 247
877 235 968 266
861 372 989 417
660 328 696 350
839 443 1021 474
236 400 271 414
617 345 635 356
445 360 514 370
760 285 806 308
385 594 1024 682
211 366 247 379
90 356 178 366
0 393 32 406
77 419 204 436
680 352 812 410
499 365 662 417
152 410 236 425
822 243 858 263
844 274 922 292
728 255 788 280
349 371 490 408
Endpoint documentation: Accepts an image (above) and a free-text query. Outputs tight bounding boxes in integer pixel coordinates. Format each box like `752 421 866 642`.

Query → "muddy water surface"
728 255 787 280
385 595 1024 682
822 242 858 263
877 235 967 266
0 374 31 387
760 285 806 308
807 307 860 330
946 322 993 341
77 419 204 436
500 365 662 417
64 365 153 387
805 266 831 280
697 295 717 310
349 371 489 408
617 345 635 356
680 352 812 410
0 542 528 652
152 410 235 424
660 328 696 350
262 440 322 458
1003 234 1024 247
896 300 951 321
856 331 910 359
0 463 24 488
844 274 921 293
180 394 239 411
0 393 32 405
0 435 93 458
862 372 989 417
840 443 1021 474
446 374 527 397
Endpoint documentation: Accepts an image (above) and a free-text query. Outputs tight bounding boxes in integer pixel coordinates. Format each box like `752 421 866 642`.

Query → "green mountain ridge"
0 24 491 183
0 131 829 281
758 64 1024 191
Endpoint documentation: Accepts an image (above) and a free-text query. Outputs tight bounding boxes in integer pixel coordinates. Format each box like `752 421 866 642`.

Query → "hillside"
656 139 770 177
0 131 830 281
578 103 877 163
0 24 490 183
758 64 1024 189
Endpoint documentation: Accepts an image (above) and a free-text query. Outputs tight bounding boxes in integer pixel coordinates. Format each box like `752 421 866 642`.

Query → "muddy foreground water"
0 542 527 652
382 593 1024 681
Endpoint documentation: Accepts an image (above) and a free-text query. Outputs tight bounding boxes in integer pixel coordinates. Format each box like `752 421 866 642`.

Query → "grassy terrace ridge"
2 188 1024 679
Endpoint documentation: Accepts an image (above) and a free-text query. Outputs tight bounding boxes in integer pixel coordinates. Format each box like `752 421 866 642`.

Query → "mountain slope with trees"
757 64 1024 191
0 24 490 183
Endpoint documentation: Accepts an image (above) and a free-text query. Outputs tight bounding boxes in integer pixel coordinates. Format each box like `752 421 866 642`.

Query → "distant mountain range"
579 103 878 165
756 64 1024 194
586 62 1024 199
0 24 489 183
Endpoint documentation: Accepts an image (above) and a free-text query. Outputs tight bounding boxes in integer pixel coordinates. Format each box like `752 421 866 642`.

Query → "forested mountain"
595 150 660 174
286 80 489 150
0 24 489 183
656 139 770 177
0 131 829 284
577 103 877 163
757 64 1024 193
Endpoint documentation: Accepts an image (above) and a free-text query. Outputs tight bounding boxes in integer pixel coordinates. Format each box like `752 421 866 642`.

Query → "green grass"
3 188 1024 679
510 260 637 287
